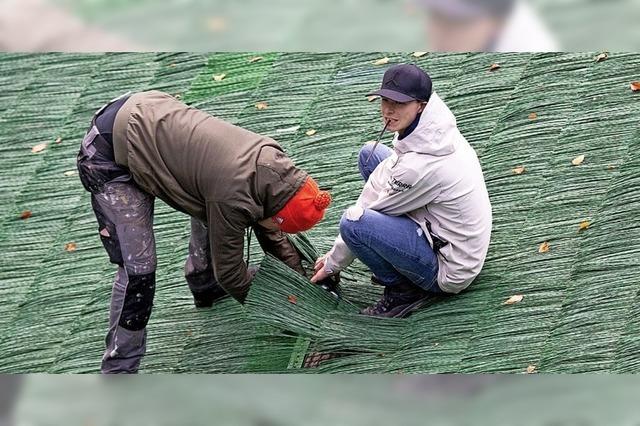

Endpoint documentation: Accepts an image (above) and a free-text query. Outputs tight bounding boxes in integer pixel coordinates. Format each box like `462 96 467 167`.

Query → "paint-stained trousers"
77 98 223 373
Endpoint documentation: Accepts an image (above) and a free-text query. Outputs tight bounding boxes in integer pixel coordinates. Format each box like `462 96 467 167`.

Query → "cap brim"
366 89 416 103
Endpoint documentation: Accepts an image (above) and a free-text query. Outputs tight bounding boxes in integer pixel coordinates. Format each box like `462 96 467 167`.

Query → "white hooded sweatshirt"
324 92 492 294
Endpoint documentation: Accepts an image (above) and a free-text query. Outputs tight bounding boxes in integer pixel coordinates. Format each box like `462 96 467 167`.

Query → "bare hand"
310 256 329 283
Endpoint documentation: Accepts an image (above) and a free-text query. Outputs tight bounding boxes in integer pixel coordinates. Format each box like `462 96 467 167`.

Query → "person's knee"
357 143 375 174
358 142 376 162
119 272 156 331
339 206 367 243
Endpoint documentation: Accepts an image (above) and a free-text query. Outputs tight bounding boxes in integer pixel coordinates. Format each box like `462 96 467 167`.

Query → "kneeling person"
312 64 492 318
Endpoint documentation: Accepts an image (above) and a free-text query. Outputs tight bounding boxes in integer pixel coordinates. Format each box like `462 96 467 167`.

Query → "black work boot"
360 277 431 318
192 284 228 308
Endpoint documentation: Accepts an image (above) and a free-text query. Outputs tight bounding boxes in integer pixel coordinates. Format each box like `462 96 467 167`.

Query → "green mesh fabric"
0 52 639 373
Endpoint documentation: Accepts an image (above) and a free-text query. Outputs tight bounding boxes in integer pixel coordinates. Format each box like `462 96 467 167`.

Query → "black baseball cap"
367 64 433 103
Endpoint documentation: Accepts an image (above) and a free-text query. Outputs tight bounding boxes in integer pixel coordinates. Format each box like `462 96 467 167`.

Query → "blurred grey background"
4 375 640 425
0 0 639 51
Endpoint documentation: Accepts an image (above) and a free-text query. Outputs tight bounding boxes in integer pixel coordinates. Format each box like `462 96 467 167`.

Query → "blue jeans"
341 143 441 293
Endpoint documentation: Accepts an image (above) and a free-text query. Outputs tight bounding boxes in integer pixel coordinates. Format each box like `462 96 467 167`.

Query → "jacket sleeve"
358 160 441 215
206 201 252 303
254 226 306 276
324 156 441 274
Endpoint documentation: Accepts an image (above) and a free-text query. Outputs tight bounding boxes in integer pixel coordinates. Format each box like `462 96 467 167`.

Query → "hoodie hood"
392 91 458 157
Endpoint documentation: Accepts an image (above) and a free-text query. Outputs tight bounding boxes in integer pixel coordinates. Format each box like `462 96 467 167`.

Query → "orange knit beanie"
274 177 331 234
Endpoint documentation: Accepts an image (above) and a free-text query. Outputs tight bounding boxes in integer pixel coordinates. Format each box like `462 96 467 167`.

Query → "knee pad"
119 272 156 331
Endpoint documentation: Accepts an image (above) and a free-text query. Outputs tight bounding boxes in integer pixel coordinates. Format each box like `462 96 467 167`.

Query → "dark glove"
254 226 306 276
316 273 341 298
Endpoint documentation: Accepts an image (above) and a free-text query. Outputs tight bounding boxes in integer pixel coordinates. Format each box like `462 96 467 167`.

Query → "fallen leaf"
205 16 227 32
212 73 226 82
99 228 110 238
20 210 32 220
489 63 501 71
528 112 538 120
631 82 640 92
607 165 617 170
305 129 317 137
374 57 390 65
287 295 298 304
538 242 550 253
412 51 428 58
63 170 77 177
526 365 537 374
504 294 524 305
55 137 62 144
256 102 269 110
168 63 176 68
572 154 585 166
578 221 591 231
594 52 608 62
367 95 379 102
512 165 526 175
249 56 263 63
64 242 77 252
31 143 47 153
174 93 182 100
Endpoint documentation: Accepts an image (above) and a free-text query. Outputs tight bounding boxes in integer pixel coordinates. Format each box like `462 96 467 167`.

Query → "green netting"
0 52 639 373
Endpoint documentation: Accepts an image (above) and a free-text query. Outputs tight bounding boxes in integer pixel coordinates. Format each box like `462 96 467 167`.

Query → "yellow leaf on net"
526 365 537 374
538 242 550 253
256 102 269 110
63 170 76 177
249 56 263 63
412 52 428 58
504 294 524 305
212 73 226 82
528 112 538 120
572 154 585 166
55 137 62 144
31 143 47 153
631 82 640 92
512 165 526 175
594 52 608 62
578 221 591 231
64 242 77 252
367 95 379 102
374 57 390 65
287 295 298 304
305 129 317 137
489 63 501 71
